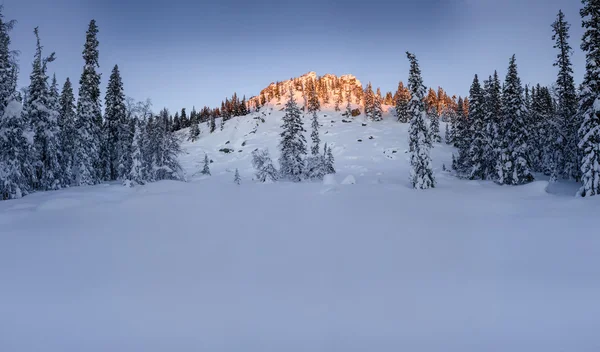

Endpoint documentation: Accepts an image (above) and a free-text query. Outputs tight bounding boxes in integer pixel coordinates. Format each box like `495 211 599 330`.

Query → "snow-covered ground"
1 100 600 352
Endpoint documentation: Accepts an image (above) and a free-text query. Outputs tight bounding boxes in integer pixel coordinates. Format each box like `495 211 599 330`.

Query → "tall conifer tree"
498 55 533 185
406 52 435 189
104 65 126 180
577 0 600 196
26 28 61 191
278 86 307 181
58 78 76 186
552 10 579 180
465 75 487 179
395 81 411 123
74 20 102 185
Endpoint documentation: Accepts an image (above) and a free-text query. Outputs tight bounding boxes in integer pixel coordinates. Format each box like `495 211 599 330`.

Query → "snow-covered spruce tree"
252 149 278 183
278 86 307 182
395 81 411 123
552 9 579 180
465 74 487 180
74 20 102 186
406 52 435 189
234 168 241 185
452 97 469 173
498 55 533 185
126 118 145 186
324 143 336 175
530 85 551 175
364 83 375 120
0 7 16 118
156 108 184 181
442 105 457 145
116 106 133 181
527 85 544 173
310 111 320 155
201 153 211 176
427 105 441 143
58 78 76 186
179 108 188 129
189 120 200 141
25 27 61 191
305 110 326 179
444 122 451 144
537 86 560 180
209 113 216 133
104 65 127 181
0 94 33 199
485 71 502 180
373 87 383 121
577 0 600 197
306 78 320 113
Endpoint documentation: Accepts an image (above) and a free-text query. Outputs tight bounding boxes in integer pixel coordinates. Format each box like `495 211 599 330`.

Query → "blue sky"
5 0 584 113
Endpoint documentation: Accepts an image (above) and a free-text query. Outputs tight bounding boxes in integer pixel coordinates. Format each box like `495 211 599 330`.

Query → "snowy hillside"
1 98 600 352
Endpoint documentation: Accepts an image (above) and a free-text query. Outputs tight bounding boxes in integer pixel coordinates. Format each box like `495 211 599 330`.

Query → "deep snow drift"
1 101 599 352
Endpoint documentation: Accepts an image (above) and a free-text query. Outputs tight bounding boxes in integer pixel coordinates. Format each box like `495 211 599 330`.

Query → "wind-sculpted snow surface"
1 102 599 352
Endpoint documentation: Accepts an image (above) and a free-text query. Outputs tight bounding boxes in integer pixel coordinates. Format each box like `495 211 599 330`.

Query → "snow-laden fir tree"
395 81 411 123
465 74 487 179
427 105 441 143
498 55 533 185
310 111 320 156
278 86 307 182
201 153 211 176
179 108 188 129
364 83 375 120
306 78 320 113
126 118 145 186
0 94 33 199
0 7 16 118
444 122 451 144
305 111 326 180
104 65 126 181
58 78 76 186
485 71 502 180
406 52 435 189
25 27 61 191
252 148 278 183
154 109 184 181
189 120 200 141
373 87 383 121
452 97 469 173
324 143 336 175
530 86 548 174
536 86 560 180
234 168 241 185
577 0 600 197
526 85 543 172
552 9 579 180
441 105 457 145
453 97 469 149
74 20 102 186
116 107 133 181
209 113 216 133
